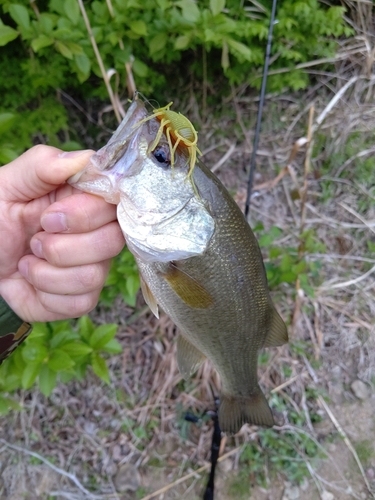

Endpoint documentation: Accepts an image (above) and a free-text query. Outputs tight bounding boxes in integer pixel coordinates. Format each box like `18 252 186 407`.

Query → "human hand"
0 145 125 322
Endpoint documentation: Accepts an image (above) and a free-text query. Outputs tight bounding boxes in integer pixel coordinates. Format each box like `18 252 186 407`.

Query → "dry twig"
77 0 121 123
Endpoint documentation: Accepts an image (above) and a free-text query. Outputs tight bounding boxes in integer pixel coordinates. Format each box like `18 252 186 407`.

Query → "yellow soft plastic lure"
134 102 202 178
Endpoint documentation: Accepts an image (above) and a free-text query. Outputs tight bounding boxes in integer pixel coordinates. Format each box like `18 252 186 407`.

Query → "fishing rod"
203 400 221 500
245 0 278 218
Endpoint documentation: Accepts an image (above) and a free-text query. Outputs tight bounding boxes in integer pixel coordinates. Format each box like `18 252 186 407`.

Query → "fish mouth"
68 98 148 203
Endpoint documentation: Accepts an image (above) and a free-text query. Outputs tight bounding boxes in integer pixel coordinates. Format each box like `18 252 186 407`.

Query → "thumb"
0 145 94 202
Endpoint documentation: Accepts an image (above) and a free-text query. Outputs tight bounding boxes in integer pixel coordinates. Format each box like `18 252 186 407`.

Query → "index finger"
41 192 118 233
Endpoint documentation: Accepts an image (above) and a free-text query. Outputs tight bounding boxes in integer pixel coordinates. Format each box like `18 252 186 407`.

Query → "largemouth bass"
69 98 288 434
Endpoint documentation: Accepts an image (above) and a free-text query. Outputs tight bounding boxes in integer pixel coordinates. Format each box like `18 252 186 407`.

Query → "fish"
68 98 288 434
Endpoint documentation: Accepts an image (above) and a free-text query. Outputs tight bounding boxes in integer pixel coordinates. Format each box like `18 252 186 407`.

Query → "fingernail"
30 239 44 258
58 149 92 159
18 259 29 279
42 212 68 233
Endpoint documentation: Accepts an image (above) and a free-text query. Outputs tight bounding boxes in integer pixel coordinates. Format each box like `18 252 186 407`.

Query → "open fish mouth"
68 98 148 203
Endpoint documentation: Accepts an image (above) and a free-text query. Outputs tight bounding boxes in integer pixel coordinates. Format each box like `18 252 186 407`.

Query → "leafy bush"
0 0 350 161
0 316 121 414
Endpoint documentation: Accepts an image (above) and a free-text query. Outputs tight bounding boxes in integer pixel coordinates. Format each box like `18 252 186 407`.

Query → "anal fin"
162 263 213 309
177 335 206 380
140 275 159 319
263 308 288 348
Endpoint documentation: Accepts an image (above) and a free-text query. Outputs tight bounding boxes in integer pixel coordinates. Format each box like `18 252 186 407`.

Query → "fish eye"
153 145 171 166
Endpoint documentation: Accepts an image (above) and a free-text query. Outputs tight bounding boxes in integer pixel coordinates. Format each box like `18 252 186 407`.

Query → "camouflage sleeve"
0 296 32 365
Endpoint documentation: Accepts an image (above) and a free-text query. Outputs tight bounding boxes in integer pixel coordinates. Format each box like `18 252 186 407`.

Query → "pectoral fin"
177 335 206 380
162 263 214 309
263 308 288 348
140 275 159 318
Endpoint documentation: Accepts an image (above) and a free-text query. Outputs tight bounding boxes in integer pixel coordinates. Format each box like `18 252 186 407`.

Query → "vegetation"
0 316 121 413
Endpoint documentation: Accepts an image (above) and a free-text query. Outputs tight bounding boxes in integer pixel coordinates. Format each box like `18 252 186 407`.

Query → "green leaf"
78 316 95 341
64 41 83 55
64 0 80 25
156 0 170 9
227 38 251 61
176 0 200 23
60 140 84 151
9 4 30 31
91 353 110 383
2 372 22 393
61 341 93 358
31 35 54 52
101 339 122 354
0 148 18 164
210 0 225 17
89 324 117 350
129 20 147 36
55 40 73 59
39 364 57 396
49 329 77 349
280 271 296 283
149 33 167 56
51 321 74 335
75 53 91 78
60 370 76 383
31 322 50 338
125 274 140 303
0 113 16 133
73 363 87 380
0 396 11 415
0 25 19 46
174 35 190 50
132 59 148 77
53 27 73 39
6 397 22 412
22 363 41 389
269 247 282 259
39 13 55 34
48 349 74 371
22 343 48 363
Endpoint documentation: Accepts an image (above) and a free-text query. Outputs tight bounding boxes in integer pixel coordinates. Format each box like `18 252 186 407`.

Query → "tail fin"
218 387 274 435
